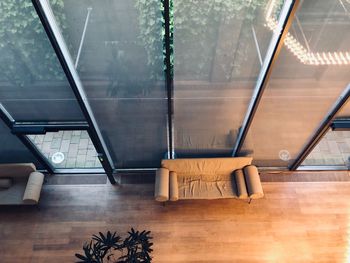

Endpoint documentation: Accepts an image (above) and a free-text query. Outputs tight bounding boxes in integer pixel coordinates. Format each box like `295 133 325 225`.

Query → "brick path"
303 131 350 167
28 131 101 168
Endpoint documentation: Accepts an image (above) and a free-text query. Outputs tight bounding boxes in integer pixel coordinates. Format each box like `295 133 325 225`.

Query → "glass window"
50 0 167 168
299 97 350 170
173 0 285 157
240 0 350 167
0 120 42 168
0 1 84 121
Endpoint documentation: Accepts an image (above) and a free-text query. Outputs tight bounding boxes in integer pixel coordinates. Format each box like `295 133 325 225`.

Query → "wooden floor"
1 181 350 262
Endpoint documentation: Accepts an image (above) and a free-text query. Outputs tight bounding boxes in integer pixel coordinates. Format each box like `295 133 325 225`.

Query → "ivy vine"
135 0 266 81
0 0 67 88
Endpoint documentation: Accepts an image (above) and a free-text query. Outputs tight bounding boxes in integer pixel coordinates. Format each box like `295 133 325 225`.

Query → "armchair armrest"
155 168 169 202
23 171 44 204
169 171 179 201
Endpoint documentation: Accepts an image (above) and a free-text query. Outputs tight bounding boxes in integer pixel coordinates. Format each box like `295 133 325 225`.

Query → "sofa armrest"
155 168 169 202
233 169 248 199
23 171 44 204
244 165 264 199
169 171 179 201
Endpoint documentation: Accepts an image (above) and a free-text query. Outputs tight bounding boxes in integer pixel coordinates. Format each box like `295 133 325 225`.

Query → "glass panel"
300 130 349 168
173 0 284 156
89 100 168 168
336 96 350 118
0 120 42 168
50 0 167 168
240 0 350 167
28 131 102 169
0 1 84 121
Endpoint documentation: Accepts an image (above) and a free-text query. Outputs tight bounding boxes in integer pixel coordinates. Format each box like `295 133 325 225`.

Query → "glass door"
0 101 112 175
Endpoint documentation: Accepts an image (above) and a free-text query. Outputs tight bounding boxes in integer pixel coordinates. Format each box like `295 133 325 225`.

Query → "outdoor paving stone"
51 138 62 149
81 132 89 139
42 141 52 153
78 149 87 155
312 153 324 160
345 138 350 146
28 130 103 168
318 140 330 152
60 140 70 152
95 160 101 167
328 141 340 154
325 157 343 165
341 154 350 164
87 149 97 157
63 131 72 139
338 142 350 153
35 135 44 144
53 131 63 138
66 159 76 168
310 147 320 153
78 138 89 149
70 136 80 144
85 161 96 168
68 144 78 157
76 157 87 167
43 133 54 142
72 131 81 136
88 145 96 150
54 160 66 168
86 155 98 162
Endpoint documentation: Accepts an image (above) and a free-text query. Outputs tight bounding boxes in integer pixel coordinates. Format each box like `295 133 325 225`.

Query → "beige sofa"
154 158 264 202
0 163 45 205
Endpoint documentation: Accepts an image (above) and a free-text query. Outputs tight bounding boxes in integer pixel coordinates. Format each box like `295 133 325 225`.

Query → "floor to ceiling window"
49 0 168 169
2 0 350 173
239 0 350 168
173 0 286 157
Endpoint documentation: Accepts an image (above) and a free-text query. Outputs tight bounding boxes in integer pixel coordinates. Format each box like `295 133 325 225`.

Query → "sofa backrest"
161 157 252 180
0 163 36 178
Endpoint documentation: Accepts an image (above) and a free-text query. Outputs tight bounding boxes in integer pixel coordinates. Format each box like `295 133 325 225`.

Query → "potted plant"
75 228 153 263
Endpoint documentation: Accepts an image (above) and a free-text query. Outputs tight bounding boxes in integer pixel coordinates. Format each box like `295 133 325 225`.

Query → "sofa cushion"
0 163 36 178
0 178 12 189
177 177 237 199
169 171 179 201
234 169 248 199
161 157 252 181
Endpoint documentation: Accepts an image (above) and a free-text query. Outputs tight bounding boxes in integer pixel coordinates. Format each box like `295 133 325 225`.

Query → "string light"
265 3 350 66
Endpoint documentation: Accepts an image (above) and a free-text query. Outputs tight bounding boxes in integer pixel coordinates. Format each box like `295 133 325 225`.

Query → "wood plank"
1 181 350 262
